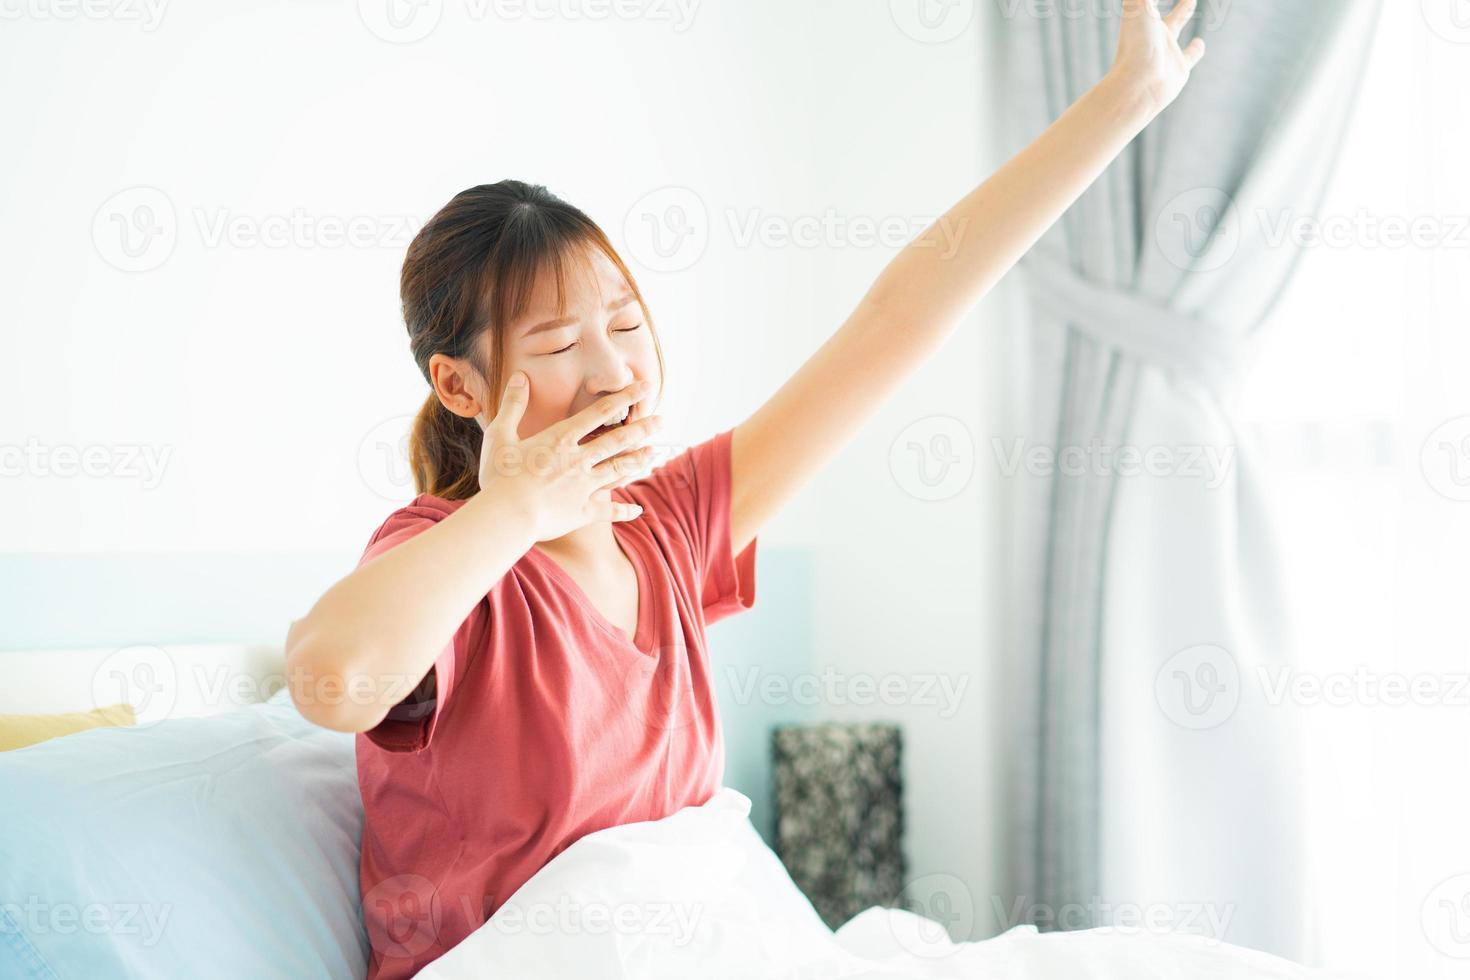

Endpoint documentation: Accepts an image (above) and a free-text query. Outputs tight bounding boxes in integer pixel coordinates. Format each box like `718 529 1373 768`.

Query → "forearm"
285 490 536 732
858 70 1161 353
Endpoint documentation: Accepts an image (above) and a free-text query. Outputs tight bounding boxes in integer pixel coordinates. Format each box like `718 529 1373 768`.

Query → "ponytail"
409 391 483 501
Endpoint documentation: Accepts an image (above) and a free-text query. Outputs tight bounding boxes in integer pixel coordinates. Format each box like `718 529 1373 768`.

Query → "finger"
1181 35 1206 68
557 380 650 447
582 415 663 466
596 468 642 493
589 499 644 524
592 445 657 488
1163 0 1196 37
1122 0 1158 20
490 371 529 437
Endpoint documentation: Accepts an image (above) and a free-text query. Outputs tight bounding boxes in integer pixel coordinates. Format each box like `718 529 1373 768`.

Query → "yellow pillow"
0 703 137 752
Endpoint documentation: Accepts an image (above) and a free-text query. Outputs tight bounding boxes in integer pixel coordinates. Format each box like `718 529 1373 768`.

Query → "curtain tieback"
1020 255 1244 393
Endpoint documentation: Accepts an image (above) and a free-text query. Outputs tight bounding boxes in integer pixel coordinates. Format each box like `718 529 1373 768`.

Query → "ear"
427 352 485 420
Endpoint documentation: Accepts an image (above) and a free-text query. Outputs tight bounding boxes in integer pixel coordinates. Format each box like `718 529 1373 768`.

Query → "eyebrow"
521 291 638 338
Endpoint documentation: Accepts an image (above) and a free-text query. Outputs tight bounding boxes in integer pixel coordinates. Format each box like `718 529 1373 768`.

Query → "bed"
0 640 1370 979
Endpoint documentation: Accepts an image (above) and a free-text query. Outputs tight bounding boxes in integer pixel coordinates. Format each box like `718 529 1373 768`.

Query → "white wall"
1 0 1015 939
793 3 1016 941
1 0 831 551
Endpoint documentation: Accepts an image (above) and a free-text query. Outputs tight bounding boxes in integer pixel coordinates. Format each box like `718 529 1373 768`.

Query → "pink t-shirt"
353 426 757 980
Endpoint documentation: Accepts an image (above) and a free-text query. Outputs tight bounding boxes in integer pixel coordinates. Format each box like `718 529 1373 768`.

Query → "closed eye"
546 324 643 356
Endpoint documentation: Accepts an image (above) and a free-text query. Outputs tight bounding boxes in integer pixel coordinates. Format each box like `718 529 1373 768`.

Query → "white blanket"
420 788 1364 980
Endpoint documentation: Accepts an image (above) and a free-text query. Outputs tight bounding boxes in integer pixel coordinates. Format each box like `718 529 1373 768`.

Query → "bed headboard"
0 550 353 652
0 643 287 718
0 549 352 717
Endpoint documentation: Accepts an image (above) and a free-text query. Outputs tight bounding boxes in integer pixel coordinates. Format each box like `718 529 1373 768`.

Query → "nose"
584 338 636 400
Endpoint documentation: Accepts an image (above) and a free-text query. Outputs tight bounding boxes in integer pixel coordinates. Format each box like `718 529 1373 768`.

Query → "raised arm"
728 0 1205 554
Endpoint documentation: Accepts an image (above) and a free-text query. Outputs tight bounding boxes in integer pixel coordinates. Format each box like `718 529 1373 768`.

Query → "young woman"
285 4 1205 976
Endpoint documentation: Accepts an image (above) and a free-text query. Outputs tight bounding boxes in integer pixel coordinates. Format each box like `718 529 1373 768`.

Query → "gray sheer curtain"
998 0 1383 960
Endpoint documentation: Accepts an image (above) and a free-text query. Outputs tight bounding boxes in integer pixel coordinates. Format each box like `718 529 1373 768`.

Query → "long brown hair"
401 180 665 500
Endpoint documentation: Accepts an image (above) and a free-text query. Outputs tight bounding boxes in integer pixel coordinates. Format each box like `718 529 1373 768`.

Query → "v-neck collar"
528 519 655 658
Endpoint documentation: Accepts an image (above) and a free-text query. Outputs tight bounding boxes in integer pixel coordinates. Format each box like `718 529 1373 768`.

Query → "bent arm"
284 491 535 733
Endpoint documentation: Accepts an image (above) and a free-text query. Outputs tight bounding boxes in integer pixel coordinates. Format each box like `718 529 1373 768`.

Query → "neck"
535 518 617 568
531 488 622 566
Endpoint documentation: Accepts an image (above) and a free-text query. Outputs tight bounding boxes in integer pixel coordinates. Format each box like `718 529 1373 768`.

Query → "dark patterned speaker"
771 723 905 930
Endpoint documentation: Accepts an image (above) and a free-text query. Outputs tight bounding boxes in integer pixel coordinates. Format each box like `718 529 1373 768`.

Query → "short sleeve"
623 427 757 627
353 500 485 753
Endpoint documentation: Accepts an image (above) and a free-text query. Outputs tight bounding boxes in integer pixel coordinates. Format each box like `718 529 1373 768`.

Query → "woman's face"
472 246 661 442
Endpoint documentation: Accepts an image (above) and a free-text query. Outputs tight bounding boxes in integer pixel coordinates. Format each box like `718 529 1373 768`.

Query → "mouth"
577 401 637 445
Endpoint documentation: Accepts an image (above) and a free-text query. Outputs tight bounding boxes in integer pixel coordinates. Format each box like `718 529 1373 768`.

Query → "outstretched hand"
1114 0 1207 112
